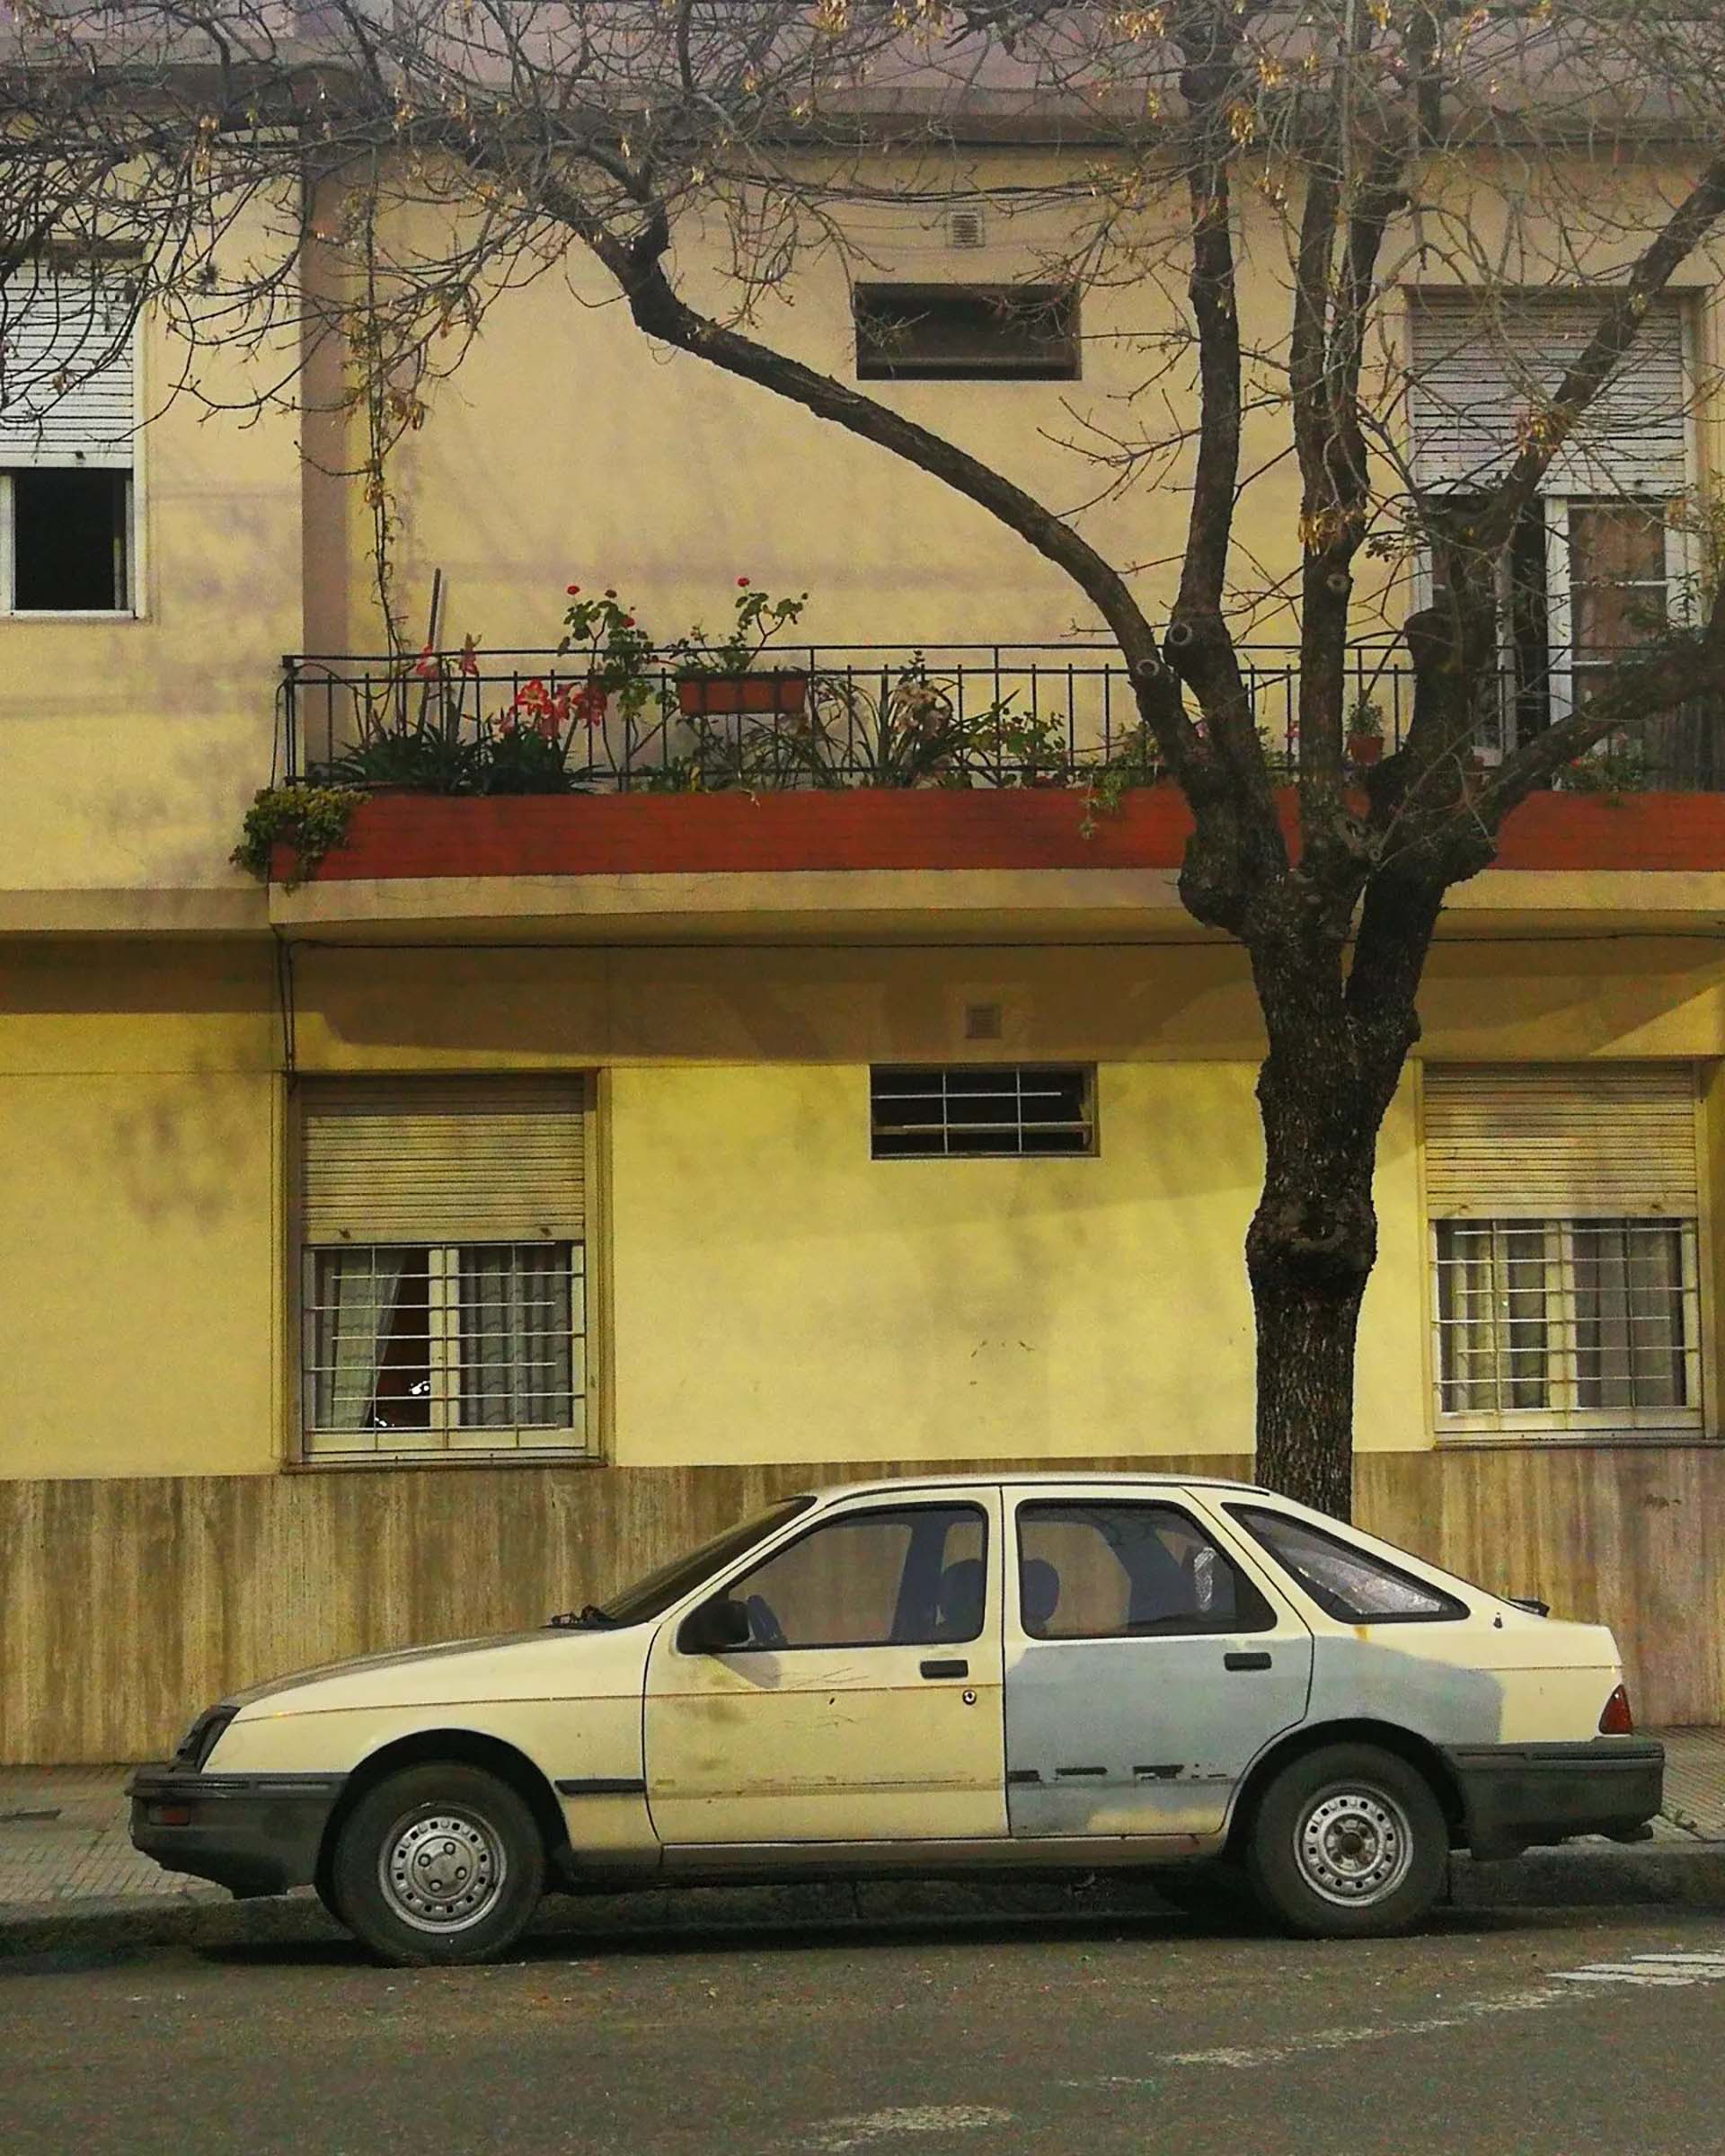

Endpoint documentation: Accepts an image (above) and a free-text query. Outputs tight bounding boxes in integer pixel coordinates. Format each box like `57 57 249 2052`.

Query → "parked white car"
130 1475 1661 1964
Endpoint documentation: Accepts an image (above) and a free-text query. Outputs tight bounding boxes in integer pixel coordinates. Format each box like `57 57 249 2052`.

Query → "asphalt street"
7 1899 1725 2156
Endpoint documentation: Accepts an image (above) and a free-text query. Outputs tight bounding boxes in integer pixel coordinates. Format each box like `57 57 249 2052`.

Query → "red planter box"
270 785 1725 885
675 671 808 717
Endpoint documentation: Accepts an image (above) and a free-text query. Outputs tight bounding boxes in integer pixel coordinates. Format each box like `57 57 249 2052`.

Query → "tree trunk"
1249 1223 1367 1521
1244 952 1385 1522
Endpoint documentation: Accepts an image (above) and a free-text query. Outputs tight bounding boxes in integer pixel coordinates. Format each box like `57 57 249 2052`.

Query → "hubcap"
380 1809 506 1933
1295 1787 1413 1907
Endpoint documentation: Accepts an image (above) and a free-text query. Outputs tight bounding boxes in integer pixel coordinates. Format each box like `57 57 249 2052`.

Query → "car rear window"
1226 1507 1467 1624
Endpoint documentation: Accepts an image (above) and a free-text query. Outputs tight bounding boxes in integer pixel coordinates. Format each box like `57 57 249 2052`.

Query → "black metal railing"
277 642 1725 794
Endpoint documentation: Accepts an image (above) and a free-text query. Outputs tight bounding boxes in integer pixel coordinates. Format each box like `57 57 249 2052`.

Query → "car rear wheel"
1246 1743 1447 1940
332 1763 545 1966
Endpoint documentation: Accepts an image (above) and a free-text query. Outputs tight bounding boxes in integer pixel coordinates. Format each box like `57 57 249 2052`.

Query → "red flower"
411 642 438 680
566 583 581 596
458 636 479 677
621 615 635 629
605 588 617 599
575 684 608 727
736 576 750 588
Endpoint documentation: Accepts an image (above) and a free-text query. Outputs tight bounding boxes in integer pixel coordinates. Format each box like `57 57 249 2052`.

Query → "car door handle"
920 1658 969 1679
1225 1651 1273 1672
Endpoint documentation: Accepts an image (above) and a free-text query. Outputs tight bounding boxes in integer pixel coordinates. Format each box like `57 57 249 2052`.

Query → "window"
1228 1508 1467 1624
1015 1501 1273 1639
597 1499 816 1628
1423 1065 1703 1436
1406 292 1690 757
854 283 1079 380
1434 1218 1699 1420
722 1503 986 1650
871 1065 1094 1158
0 270 136 614
298 1077 589 1460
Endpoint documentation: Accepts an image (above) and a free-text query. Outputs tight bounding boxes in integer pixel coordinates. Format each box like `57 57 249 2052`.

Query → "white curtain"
459 1244 572 1428
313 1248 408 1430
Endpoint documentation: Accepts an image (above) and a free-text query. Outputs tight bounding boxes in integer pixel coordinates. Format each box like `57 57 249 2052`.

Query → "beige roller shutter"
301 1077 585 1242
1423 1065 1697 1219
0 270 136 469
1407 292 1689 496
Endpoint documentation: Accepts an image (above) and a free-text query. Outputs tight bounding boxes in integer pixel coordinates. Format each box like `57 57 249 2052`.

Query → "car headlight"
172 1703 238 1771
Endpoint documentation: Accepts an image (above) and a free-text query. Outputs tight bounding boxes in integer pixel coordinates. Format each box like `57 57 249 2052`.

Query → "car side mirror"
677 1595 752 1656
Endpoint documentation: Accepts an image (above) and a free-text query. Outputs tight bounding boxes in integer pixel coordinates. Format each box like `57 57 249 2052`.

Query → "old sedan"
130 1476 1662 1964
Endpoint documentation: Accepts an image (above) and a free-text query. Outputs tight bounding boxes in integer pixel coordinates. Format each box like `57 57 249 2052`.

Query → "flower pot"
677 670 808 718
1347 734 1384 766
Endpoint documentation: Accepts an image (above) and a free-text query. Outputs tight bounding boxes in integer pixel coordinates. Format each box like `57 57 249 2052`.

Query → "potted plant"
668 578 810 716
1347 693 1387 766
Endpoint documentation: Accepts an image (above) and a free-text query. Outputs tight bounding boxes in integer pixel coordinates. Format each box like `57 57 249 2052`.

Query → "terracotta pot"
1347 734 1384 765
677 670 809 717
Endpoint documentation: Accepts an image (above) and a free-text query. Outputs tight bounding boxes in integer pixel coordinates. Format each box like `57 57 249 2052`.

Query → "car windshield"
597 1498 815 1626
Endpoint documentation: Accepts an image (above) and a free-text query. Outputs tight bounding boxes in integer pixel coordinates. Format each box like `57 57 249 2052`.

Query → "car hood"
226 1621 656 1719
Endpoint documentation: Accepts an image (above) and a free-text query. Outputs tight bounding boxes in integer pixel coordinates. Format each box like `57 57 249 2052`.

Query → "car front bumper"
1444 1737 1665 1859
128 1766 348 1898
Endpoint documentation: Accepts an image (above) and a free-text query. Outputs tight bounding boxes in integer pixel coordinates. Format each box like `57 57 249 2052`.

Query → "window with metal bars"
1432 1216 1701 1434
870 1065 1094 1159
303 1241 585 1458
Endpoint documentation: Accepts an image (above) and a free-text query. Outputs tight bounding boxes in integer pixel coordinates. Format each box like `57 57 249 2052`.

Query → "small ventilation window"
871 1065 1094 1159
854 283 1079 381
946 208 986 251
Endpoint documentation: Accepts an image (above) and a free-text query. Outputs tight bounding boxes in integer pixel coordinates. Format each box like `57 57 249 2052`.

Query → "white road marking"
801 2106 1014 2152
1153 1940 1725 2073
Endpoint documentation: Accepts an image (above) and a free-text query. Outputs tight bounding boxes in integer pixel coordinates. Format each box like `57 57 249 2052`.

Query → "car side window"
724 1504 988 1650
1227 1507 1467 1623
1015 1502 1274 1639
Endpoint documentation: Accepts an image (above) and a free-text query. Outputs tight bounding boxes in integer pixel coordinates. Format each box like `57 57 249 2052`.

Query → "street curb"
4 1845 1725 1959
1451 1842 1725 1909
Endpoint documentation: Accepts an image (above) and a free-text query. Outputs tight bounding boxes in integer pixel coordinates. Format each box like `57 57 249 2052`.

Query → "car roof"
802 1472 1273 1503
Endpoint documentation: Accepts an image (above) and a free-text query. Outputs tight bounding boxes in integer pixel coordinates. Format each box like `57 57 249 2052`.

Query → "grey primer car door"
1004 1495 1314 1838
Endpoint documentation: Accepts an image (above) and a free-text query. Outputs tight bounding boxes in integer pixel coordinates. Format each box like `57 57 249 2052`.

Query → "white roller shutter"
0 270 136 468
1407 292 1689 495
1423 1064 1698 1219
301 1077 586 1243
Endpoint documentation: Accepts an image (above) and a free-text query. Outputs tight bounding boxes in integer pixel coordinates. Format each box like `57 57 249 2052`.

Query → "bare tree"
37 0 1725 1511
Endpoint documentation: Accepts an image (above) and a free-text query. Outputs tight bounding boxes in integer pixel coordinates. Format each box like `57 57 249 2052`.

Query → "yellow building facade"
5 167 1725 1761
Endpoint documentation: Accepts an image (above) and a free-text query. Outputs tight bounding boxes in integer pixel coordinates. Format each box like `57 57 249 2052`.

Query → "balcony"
280 641 1725 795
262 643 1725 931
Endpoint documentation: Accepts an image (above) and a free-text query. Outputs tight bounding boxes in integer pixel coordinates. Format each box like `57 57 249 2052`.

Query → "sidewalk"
4 1729 1723 1949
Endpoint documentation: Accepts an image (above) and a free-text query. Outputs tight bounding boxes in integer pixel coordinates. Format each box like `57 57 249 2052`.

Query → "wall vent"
947 208 986 251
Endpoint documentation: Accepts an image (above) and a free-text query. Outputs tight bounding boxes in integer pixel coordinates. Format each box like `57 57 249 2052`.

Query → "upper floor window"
298 1076 591 1462
854 283 1080 381
0 268 136 614
1423 1064 1703 1437
1405 291 1693 758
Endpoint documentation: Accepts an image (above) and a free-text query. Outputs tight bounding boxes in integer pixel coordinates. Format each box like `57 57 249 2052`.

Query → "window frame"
1429 1213 1704 1440
853 281 1081 383
1013 1497 1278 1641
869 1064 1098 1161
0 465 138 618
1226 1505 1472 1627
298 1237 588 1464
704 1499 993 1655
0 278 144 621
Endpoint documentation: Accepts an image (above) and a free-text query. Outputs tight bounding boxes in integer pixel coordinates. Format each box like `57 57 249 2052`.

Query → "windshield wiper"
546 1603 617 1630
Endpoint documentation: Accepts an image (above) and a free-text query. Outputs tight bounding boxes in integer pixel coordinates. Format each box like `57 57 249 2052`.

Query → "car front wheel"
331 1762 545 1966
1246 1743 1447 1940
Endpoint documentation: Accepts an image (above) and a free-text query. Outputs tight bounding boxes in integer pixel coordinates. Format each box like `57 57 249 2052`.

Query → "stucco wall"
4 934 1724 1485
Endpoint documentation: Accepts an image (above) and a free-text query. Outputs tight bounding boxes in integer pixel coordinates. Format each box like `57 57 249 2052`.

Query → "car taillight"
1599 1683 1635 1736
